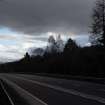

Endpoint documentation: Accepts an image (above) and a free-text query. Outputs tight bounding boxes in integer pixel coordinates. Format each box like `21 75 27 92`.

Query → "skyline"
0 27 90 62
0 0 96 62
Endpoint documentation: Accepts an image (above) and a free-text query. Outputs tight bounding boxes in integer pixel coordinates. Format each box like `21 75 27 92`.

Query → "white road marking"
0 80 15 105
1 78 48 105
8 75 105 104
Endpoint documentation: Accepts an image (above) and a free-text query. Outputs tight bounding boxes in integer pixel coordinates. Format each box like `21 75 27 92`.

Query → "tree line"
0 37 104 77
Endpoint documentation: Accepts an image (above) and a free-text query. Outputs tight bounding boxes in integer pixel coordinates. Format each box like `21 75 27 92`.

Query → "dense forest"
0 37 104 78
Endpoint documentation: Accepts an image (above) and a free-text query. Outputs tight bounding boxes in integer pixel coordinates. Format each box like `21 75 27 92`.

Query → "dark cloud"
0 0 96 35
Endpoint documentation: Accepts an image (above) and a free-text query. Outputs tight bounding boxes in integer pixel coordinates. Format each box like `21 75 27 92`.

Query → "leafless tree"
90 0 105 47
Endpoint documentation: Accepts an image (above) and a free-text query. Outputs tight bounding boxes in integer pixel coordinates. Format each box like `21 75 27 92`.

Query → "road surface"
0 73 105 105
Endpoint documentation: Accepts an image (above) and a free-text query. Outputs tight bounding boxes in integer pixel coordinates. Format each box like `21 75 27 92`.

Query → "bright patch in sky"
0 27 90 63
0 27 47 62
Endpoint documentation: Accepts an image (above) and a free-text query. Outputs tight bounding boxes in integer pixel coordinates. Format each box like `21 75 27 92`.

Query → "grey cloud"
0 0 96 35
34 37 48 42
0 34 18 40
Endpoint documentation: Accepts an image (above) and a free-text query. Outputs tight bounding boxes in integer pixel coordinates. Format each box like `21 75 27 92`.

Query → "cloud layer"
0 0 96 35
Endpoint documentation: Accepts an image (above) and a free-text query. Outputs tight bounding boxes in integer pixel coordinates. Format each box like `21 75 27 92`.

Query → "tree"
24 52 30 61
46 35 64 53
48 35 56 44
56 34 64 52
64 38 78 52
90 0 105 46
46 35 57 53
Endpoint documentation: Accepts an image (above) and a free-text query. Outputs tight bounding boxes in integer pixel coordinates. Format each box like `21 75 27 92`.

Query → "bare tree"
90 0 105 46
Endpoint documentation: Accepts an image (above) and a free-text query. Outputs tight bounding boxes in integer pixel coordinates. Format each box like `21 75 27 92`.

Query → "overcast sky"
0 0 96 62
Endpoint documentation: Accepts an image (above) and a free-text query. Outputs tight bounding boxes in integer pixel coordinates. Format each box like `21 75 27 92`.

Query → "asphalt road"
0 73 105 105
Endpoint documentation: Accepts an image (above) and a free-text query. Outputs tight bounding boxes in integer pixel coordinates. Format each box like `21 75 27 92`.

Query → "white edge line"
12 75 105 104
1 78 48 105
0 80 14 105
